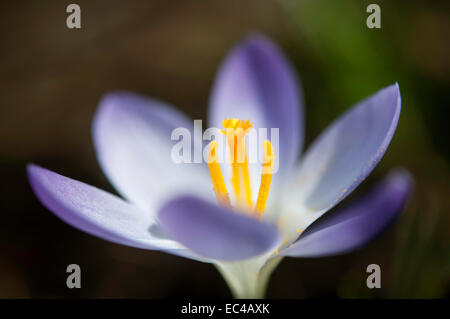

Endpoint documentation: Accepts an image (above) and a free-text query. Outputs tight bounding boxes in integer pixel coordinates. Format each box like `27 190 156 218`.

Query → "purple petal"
158 196 281 261
209 34 304 180
27 164 191 253
93 91 211 212
281 169 413 257
284 84 402 220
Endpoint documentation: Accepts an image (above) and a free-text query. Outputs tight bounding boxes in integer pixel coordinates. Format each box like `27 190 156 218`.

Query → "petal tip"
95 91 133 121
386 167 414 195
26 164 56 212
381 82 401 109
387 82 402 110
241 32 274 48
237 33 283 59
27 163 47 189
26 162 38 174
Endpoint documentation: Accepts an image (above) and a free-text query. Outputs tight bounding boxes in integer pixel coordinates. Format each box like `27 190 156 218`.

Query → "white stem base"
216 256 283 299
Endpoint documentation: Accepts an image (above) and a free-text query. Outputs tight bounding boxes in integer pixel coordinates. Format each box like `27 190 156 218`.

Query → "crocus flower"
28 34 412 298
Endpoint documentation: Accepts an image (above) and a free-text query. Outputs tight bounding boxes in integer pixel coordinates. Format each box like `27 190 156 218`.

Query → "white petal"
92 92 212 212
279 84 401 240
28 164 207 262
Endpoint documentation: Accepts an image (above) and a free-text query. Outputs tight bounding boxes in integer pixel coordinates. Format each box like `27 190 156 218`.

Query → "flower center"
207 118 274 218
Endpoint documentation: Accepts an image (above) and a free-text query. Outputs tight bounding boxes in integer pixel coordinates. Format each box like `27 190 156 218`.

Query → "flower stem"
216 256 283 299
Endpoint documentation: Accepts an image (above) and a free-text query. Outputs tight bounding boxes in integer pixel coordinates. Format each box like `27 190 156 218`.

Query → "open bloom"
28 34 412 298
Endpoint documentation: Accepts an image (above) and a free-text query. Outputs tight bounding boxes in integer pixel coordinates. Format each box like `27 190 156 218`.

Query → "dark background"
0 0 449 298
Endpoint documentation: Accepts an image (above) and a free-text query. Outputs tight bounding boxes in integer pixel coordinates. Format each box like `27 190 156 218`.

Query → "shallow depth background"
0 0 449 298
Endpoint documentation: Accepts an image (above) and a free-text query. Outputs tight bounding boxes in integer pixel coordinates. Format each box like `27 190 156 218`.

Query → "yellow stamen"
231 157 241 204
242 153 252 207
207 119 276 220
255 140 274 217
222 119 253 209
207 140 230 207
221 119 253 134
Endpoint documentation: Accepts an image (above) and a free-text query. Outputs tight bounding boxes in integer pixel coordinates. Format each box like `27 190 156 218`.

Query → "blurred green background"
0 0 448 298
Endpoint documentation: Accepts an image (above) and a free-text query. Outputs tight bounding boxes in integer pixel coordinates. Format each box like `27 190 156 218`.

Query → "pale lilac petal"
27 164 202 259
93 92 211 212
281 169 413 257
282 84 401 230
208 34 304 203
158 196 281 261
